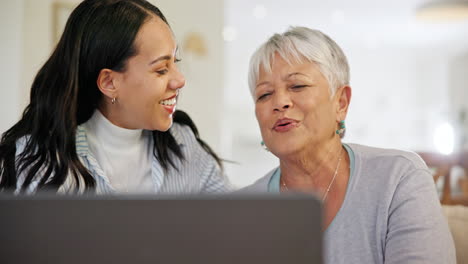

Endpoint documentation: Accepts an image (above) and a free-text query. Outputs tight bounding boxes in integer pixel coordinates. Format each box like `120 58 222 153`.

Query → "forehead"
133 16 176 57
257 53 322 82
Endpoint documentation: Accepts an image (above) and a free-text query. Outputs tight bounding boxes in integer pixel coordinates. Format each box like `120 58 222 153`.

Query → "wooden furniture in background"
417 151 468 206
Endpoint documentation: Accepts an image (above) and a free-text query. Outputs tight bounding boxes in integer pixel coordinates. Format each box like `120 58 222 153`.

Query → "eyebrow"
148 46 180 66
256 72 307 88
283 72 307 80
256 81 269 88
148 55 172 66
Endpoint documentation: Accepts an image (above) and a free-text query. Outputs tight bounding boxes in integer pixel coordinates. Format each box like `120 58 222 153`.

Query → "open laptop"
0 194 322 264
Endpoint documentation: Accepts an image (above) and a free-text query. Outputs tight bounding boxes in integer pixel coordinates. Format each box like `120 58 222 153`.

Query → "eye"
256 92 272 102
174 58 182 63
291 85 307 90
156 69 168 75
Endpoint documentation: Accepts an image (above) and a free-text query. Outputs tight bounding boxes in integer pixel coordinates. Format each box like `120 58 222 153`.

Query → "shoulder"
345 143 432 200
238 168 277 193
168 122 196 147
167 122 212 168
347 143 427 171
345 143 435 214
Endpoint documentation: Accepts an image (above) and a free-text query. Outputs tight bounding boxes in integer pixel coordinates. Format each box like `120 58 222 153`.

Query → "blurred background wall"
1 0 468 188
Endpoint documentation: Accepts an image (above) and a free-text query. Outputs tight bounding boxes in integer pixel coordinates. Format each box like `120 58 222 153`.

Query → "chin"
270 147 294 158
269 140 304 157
154 119 173 132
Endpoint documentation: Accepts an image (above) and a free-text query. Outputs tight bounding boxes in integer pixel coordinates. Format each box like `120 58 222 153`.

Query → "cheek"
150 79 167 98
255 107 274 142
255 107 268 129
304 102 334 132
139 81 161 105
120 75 145 101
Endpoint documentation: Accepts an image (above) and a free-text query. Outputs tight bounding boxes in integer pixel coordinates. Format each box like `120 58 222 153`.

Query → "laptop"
0 194 322 264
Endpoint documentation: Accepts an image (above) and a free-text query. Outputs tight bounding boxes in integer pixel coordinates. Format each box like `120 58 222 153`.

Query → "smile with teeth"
160 97 176 106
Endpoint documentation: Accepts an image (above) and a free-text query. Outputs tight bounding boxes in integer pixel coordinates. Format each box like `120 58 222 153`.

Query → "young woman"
0 0 231 194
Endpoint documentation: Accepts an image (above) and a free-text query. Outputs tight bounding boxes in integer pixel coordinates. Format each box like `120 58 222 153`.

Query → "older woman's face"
254 53 339 157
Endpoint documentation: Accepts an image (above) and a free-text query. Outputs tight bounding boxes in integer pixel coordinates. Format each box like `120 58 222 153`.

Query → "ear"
96 69 118 100
334 85 352 122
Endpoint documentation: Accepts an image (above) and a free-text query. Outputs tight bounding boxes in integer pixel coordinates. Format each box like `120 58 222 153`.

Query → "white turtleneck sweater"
83 110 153 193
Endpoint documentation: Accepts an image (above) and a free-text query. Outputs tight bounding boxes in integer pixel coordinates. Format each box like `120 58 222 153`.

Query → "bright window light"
433 122 455 155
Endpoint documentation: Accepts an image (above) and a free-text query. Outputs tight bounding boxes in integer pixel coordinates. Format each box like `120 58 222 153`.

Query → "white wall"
0 0 24 134
21 0 57 108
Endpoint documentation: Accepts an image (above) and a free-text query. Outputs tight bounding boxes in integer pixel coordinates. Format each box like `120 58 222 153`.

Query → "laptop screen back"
0 194 322 264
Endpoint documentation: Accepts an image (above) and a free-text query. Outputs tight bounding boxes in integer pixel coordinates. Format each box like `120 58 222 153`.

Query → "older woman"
244 27 455 263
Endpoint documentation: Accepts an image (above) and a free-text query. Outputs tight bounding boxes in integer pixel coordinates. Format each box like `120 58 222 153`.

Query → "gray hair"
248 26 350 98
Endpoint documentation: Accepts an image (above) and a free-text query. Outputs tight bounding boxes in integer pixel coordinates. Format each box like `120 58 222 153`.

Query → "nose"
169 67 186 90
273 91 292 112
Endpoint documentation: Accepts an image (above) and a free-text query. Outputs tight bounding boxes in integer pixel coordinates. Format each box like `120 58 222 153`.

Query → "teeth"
160 97 176 106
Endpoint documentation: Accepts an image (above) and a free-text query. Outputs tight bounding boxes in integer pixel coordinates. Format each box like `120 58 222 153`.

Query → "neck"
89 109 144 148
280 139 343 190
99 102 135 130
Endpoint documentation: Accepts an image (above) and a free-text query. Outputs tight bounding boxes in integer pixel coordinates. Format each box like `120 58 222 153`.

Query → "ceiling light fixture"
416 0 468 21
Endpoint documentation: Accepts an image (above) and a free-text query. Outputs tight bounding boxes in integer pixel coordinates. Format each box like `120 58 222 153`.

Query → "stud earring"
335 120 346 137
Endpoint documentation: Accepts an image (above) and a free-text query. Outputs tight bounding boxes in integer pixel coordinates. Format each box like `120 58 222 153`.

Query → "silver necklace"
281 147 344 202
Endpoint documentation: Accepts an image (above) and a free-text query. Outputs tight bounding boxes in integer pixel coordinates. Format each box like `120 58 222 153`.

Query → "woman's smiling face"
111 17 185 131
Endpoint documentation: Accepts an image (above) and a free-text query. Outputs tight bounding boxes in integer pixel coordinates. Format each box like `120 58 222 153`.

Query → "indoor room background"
1 0 468 188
